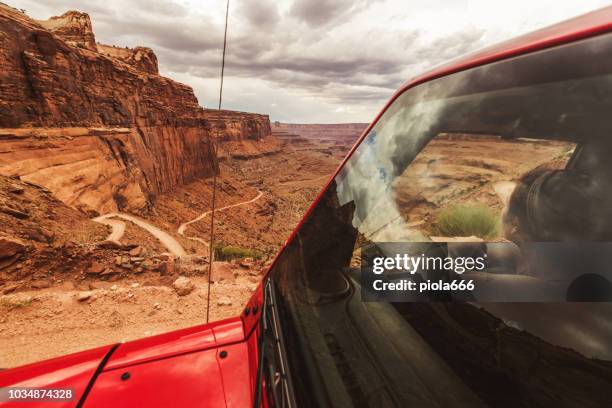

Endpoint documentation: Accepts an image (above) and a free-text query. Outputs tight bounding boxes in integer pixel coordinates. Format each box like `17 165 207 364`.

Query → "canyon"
272 121 366 156
0 3 363 368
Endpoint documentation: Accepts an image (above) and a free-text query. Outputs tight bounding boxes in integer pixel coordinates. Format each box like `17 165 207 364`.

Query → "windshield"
270 32 612 407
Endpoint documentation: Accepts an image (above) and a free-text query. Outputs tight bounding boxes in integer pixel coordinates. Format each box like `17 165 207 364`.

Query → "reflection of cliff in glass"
271 32 612 406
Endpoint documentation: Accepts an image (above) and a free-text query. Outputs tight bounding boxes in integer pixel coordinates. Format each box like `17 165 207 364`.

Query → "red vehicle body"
3 6 612 407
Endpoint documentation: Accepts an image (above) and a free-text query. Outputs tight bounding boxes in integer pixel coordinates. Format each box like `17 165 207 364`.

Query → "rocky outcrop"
0 4 272 212
37 9 159 73
97 44 159 74
207 109 271 142
207 109 279 159
0 6 201 128
37 10 97 52
0 235 25 260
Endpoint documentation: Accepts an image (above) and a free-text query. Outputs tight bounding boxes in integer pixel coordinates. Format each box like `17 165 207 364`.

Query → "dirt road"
93 213 187 257
92 215 126 242
92 191 264 258
178 190 264 246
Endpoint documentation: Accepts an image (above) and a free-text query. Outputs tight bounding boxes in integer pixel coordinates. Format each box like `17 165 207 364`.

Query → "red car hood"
0 317 256 407
0 344 115 407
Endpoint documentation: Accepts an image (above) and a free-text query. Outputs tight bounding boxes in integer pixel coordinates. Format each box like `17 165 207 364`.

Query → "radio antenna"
206 0 230 324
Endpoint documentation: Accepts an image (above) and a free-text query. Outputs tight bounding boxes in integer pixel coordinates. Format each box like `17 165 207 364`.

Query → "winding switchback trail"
178 190 264 247
92 191 263 258
92 216 126 242
93 213 187 257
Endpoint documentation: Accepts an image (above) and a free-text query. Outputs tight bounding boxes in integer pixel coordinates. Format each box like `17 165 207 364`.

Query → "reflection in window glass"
272 32 612 407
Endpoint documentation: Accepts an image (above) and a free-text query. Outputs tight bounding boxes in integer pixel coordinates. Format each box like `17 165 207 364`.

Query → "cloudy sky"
10 0 612 123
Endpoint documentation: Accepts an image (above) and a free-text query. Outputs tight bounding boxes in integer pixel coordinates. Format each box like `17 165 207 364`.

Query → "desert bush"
214 245 262 261
433 203 499 239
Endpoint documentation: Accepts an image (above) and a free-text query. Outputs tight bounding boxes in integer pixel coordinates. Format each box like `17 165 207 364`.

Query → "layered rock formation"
0 4 272 213
97 44 159 74
207 109 271 142
206 109 279 159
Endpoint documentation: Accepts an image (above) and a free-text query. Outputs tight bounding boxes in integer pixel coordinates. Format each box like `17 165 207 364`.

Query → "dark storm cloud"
10 0 494 117
155 23 486 105
16 0 115 18
99 18 222 53
242 0 280 27
289 0 380 27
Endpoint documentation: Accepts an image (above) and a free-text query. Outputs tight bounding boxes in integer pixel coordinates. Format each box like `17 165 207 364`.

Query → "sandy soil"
0 273 258 368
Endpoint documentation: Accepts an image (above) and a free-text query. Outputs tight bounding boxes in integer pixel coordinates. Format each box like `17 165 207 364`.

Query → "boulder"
108 310 124 328
172 276 195 296
87 262 105 275
211 262 234 282
2 283 18 294
0 236 25 259
217 296 232 306
97 240 123 250
239 257 255 269
157 259 175 275
77 291 93 302
31 279 51 289
129 246 146 257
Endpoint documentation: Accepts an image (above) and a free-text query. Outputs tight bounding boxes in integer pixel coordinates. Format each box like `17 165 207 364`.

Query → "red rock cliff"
206 109 279 159
0 4 271 213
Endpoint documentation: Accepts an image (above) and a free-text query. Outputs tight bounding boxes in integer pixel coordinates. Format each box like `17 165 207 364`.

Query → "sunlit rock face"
38 10 98 52
0 4 272 213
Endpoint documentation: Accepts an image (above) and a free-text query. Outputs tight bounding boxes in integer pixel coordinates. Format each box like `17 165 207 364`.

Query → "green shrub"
214 245 262 261
433 203 499 239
